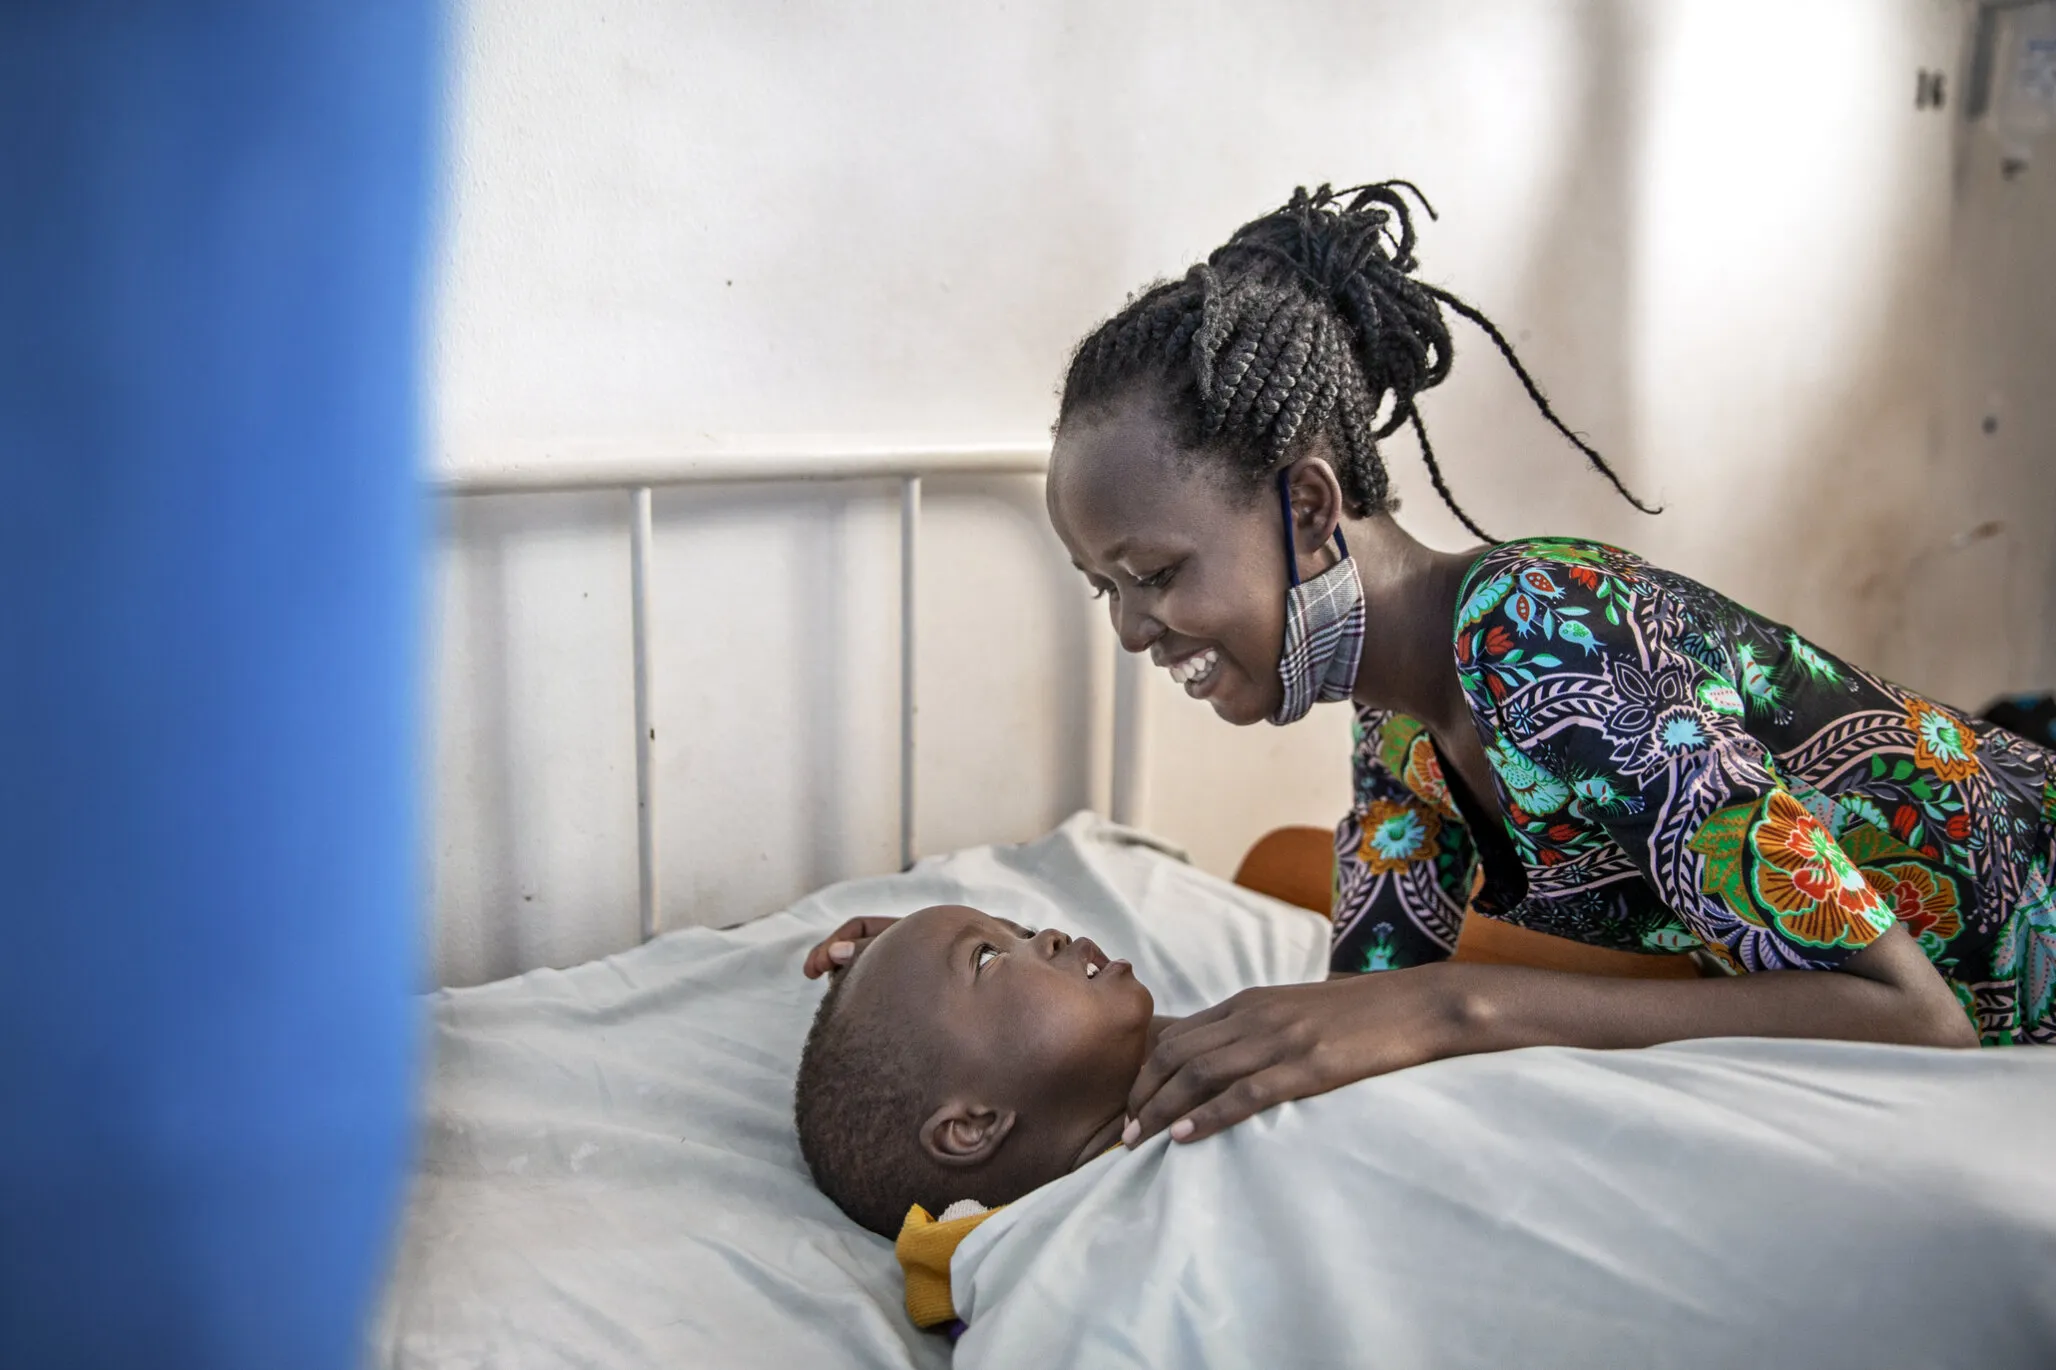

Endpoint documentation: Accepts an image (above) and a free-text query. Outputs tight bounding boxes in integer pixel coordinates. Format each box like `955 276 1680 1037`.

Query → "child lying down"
793 904 1162 1244
795 907 2056 1365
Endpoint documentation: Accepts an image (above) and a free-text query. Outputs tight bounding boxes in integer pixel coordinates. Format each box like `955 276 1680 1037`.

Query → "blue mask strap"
1274 468 1349 590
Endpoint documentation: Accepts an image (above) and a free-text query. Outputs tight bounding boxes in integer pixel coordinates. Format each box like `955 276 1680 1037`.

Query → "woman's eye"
1089 582 1114 601
974 945 999 973
1134 565 1175 590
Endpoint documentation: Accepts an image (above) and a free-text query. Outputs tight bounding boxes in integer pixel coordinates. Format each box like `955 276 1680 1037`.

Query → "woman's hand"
1122 970 1457 1146
800 916 900 978
1124 922 1978 1147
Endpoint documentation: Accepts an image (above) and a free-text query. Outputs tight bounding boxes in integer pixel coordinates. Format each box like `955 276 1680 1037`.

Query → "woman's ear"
920 1100 1018 1170
1282 456 1345 562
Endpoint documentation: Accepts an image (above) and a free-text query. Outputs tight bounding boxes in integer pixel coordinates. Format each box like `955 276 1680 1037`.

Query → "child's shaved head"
794 905 1156 1237
793 961 946 1235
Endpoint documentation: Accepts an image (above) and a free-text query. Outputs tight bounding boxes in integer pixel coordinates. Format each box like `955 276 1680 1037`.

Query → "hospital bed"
373 450 2056 1369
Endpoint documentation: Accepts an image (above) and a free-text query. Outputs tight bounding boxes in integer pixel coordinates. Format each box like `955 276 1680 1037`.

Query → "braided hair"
1056 183 1658 541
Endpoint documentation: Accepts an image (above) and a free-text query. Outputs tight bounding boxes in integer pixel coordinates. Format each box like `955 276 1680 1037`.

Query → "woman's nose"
1112 595 1162 655
1036 928 1068 958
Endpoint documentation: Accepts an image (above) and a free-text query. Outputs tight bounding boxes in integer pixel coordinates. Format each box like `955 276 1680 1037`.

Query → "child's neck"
1068 1014 1181 1170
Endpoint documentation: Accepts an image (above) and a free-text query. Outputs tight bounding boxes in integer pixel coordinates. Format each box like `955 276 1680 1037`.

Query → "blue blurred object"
0 5 438 1368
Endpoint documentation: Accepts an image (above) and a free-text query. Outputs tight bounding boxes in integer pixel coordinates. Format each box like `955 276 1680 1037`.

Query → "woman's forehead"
1051 414 1243 561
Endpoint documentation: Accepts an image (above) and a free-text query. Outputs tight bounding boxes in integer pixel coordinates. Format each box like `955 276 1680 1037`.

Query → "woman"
807 183 2055 1151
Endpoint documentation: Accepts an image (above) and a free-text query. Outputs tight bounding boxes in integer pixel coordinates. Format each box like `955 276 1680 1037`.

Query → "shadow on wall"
1508 0 1648 521
1744 9 2055 708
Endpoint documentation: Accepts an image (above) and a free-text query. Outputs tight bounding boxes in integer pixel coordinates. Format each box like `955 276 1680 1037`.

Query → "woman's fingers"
800 916 899 977
1150 997 1234 1047
1163 1065 1312 1144
801 939 857 978
1126 1034 1282 1145
1123 1014 1244 1124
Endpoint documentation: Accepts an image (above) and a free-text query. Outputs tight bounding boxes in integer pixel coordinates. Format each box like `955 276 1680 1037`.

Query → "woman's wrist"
1408 961 1494 1063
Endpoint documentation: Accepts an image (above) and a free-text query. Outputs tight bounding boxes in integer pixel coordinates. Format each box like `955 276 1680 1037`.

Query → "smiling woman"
809 181 2054 1154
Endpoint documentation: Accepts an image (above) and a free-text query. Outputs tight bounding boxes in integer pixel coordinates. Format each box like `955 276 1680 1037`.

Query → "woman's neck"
1341 511 1485 734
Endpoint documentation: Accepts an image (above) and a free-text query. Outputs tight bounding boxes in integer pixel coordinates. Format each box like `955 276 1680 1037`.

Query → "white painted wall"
428 0 2055 987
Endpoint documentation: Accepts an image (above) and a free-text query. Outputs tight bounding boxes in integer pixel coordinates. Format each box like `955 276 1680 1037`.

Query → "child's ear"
919 1100 1017 1169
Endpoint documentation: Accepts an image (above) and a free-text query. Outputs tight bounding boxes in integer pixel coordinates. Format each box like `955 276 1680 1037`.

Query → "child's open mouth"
1076 938 1120 980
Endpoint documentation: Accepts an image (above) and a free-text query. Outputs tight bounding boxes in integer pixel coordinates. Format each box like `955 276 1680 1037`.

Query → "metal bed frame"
437 446 1146 943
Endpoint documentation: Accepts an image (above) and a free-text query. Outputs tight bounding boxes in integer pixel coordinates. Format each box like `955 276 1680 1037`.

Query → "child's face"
851 903 1155 1185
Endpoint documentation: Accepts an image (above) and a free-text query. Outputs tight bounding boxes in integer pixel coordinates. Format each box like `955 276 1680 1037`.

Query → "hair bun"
1056 178 1660 537
1214 182 1437 301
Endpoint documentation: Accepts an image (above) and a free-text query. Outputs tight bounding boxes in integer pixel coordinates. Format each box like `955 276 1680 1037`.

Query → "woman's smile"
1161 646 1222 694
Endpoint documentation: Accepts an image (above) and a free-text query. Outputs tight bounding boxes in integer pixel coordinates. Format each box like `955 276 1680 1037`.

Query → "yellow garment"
894 1201 1001 1328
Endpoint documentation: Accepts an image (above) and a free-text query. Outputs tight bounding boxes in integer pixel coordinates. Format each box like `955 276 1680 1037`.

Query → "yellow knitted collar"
895 1145 1125 1329
894 1200 1002 1329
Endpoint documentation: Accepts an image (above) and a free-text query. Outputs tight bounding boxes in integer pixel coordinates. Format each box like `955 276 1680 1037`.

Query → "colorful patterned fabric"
1331 538 2056 1045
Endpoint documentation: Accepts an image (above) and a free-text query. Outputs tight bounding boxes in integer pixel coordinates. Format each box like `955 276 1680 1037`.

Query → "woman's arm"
1122 922 1974 1147
1427 919 1974 1053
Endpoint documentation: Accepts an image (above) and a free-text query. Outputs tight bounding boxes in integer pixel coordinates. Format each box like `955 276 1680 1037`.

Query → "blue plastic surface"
0 6 437 1367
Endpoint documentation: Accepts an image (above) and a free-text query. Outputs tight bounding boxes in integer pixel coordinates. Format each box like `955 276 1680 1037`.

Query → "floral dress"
1331 537 2056 1045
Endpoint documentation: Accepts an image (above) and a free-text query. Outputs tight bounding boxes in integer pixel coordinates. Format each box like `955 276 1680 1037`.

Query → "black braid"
1056 182 1661 538
1420 284 1661 516
1408 409 1491 543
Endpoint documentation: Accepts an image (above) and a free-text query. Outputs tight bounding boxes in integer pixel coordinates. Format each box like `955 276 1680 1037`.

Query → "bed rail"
436 445 1142 939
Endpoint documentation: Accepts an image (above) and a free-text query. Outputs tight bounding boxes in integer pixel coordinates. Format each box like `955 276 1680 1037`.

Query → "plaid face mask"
1268 470 1365 726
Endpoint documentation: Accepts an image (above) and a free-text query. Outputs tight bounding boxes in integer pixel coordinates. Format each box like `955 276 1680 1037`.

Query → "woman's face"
1047 392 1293 726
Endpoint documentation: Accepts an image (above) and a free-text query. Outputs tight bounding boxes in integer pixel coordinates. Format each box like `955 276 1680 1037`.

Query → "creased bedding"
951 1036 2056 1370
369 813 1328 1369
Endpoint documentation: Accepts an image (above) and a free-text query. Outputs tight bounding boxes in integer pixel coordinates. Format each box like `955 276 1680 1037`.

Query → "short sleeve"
1457 543 1897 973
1331 707 1478 974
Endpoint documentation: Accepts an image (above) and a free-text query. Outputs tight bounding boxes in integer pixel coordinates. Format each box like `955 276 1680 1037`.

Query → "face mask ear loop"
1279 468 1350 579
1275 468 1303 589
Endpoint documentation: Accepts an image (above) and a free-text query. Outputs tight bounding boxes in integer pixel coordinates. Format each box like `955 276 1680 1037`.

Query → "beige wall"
428 0 2054 987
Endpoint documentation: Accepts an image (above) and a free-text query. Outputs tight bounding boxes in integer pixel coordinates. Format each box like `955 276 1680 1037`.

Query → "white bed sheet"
953 1038 2056 1370
369 812 1330 1369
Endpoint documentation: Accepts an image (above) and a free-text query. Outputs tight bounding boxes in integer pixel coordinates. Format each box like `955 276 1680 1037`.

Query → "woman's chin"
1208 685 1275 727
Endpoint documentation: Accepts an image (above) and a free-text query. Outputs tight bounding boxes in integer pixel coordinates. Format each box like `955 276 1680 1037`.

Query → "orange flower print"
1748 792 1894 948
1400 736 1459 821
1568 564 1601 589
1903 699 1980 783
1862 861 1961 953
1484 626 1516 658
1358 800 1442 875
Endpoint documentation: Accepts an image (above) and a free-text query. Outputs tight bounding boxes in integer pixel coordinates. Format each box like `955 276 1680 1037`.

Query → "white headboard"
437 445 1146 942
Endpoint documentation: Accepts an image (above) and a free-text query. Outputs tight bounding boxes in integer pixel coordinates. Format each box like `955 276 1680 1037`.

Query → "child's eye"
1134 565 1175 590
974 944 999 973
1089 582 1113 601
